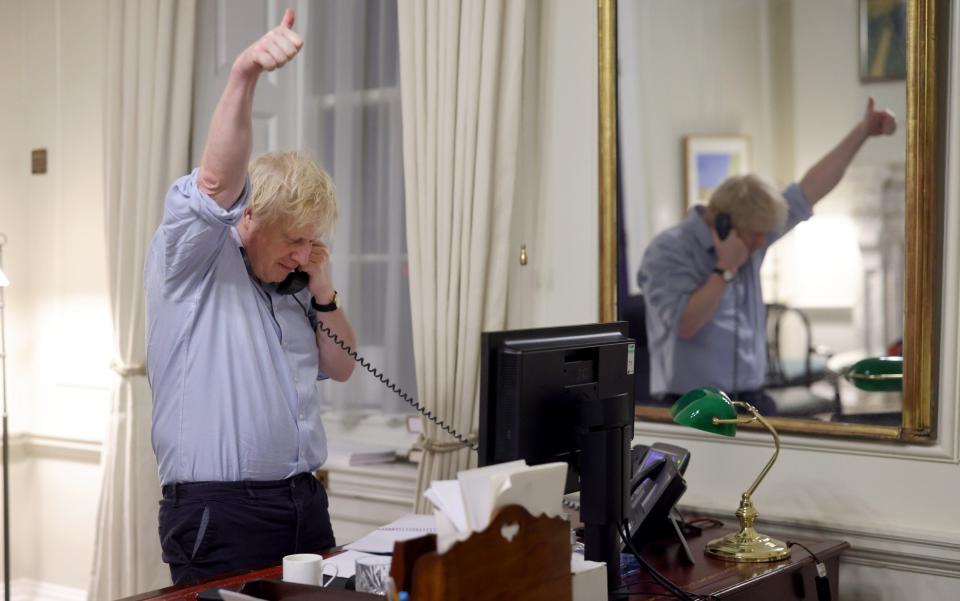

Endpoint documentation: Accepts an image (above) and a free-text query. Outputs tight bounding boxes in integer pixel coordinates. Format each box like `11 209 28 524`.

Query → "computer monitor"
479 322 636 589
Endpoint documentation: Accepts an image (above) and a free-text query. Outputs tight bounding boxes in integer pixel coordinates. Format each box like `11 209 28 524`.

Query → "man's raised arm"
799 97 897 208
197 8 304 208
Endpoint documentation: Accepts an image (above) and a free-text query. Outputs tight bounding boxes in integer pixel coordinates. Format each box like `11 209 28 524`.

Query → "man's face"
736 227 768 253
243 211 317 283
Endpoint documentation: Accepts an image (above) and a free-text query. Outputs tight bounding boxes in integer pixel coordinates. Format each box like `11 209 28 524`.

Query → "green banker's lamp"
842 356 903 392
670 388 789 562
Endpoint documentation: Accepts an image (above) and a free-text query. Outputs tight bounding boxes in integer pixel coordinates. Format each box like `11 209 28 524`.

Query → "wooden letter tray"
390 505 572 601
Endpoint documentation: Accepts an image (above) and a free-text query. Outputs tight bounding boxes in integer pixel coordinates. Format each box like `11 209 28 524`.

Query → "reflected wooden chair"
764 303 841 416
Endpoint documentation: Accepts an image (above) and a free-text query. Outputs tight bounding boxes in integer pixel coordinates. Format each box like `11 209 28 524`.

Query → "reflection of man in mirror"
639 98 897 415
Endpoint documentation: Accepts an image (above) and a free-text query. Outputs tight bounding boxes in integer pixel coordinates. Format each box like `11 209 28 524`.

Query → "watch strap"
311 290 339 312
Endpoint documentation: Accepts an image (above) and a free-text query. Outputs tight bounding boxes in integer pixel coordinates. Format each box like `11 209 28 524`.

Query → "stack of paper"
343 513 438 554
423 460 568 553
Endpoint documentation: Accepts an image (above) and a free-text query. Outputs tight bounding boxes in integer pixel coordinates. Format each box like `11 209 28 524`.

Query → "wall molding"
634 420 960 464
680 504 960 580
11 579 85 601
9 433 102 464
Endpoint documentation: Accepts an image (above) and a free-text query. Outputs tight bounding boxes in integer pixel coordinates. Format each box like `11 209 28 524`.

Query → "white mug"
282 553 339 587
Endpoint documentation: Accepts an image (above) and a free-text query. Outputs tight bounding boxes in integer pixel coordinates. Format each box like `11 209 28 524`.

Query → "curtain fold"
397 0 526 511
89 1 196 598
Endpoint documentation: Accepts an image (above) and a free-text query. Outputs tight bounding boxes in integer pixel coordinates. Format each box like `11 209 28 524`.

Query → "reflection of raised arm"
799 97 897 207
197 9 304 209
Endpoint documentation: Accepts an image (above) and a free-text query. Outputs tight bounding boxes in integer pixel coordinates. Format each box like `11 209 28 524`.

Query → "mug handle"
320 563 339 587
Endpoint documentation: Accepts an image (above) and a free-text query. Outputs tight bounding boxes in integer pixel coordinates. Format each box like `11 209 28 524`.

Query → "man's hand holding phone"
302 241 336 304
712 227 749 274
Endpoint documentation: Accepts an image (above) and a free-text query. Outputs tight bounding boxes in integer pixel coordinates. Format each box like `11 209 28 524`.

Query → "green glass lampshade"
670 387 738 437
844 356 903 392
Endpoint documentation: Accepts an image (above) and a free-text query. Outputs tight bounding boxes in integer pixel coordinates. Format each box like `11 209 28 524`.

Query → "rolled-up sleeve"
160 169 250 297
639 234 703 344
766 183 813 246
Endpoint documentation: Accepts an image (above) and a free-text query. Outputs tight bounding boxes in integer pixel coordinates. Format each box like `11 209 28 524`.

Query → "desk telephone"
628 443 690 544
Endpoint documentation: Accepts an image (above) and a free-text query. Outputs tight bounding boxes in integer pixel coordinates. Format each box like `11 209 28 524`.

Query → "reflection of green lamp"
671 388 790 562
843 356 902 392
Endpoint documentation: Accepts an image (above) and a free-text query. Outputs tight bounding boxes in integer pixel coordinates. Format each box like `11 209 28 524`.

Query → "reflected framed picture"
859 0 907 81
683 135 751 208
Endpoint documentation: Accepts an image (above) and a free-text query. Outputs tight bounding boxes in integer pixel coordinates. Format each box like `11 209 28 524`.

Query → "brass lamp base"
705 527 791 563
707 496 791 563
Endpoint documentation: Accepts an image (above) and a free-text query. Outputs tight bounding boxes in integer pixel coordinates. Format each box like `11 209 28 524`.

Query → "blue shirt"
638 184 812 396
145 170 328 486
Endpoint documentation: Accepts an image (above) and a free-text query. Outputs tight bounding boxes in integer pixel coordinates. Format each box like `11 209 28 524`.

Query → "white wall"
0 0 111 596
507 0 598 329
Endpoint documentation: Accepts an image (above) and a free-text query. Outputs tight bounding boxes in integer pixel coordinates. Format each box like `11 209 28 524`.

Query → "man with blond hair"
639 99 897 414
145 10 356 583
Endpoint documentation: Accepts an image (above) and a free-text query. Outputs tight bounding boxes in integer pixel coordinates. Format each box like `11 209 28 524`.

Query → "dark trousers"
158 472 336 585
653 390 778 416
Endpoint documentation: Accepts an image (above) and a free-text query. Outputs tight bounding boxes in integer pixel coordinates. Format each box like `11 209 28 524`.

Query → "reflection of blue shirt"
145 170 328 486
638 184 812 396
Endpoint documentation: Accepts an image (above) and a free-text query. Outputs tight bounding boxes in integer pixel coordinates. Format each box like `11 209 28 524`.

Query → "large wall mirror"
598 0 948 441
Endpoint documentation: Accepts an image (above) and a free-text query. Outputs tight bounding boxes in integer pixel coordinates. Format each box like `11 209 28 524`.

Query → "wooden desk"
622 528 849 600
122 530 848 601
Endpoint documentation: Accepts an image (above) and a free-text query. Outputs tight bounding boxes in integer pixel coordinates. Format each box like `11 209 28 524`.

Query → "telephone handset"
277 271 476 450
277 269 310 296
715 211 732 241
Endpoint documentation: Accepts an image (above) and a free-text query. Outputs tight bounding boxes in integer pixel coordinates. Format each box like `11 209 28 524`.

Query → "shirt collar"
687 205 714 253
231 227 277 293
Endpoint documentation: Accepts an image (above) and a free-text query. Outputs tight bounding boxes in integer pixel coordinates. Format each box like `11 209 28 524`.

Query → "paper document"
456 460 527 531
424 460 569 553
343 513 437 554
493 462 567 518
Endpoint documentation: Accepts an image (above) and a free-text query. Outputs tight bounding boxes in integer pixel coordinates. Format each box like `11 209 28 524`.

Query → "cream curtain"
89 1 196 598
397 0 527 511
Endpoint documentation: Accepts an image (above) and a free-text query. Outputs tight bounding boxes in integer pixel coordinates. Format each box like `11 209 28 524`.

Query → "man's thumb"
281 8 295 29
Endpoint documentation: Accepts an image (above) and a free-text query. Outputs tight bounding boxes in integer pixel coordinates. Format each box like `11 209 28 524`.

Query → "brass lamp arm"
723 401 780 501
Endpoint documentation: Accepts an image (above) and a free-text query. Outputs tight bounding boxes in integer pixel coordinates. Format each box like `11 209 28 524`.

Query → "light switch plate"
31 148 47 174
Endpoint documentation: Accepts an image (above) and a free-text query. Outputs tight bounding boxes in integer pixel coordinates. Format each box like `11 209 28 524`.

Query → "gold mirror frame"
597 0 947 442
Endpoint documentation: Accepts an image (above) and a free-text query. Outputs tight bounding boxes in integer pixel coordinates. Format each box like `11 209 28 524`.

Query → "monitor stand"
577 392 634 591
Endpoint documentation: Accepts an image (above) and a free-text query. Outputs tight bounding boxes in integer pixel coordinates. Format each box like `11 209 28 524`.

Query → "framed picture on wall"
859 0 907 81
683 135 751 209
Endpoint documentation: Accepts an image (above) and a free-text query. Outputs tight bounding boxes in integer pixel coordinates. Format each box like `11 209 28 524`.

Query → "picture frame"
683 135 751 209
859 0 907 82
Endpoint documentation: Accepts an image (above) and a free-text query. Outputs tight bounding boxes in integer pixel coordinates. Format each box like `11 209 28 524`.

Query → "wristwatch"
712 267 736 283
311 290 339 312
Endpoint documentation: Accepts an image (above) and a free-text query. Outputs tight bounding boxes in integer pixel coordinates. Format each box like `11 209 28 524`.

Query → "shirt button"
294 376 300 384
299 414 305 420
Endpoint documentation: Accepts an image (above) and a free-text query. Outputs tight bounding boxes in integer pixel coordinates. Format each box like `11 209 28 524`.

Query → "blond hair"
705 174 787 232
248 152 338 238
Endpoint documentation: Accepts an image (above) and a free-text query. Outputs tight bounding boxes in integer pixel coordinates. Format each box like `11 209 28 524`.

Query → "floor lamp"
0 232 9 601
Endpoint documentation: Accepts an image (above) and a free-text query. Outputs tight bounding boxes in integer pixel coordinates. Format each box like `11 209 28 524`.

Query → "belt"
161 472 316 500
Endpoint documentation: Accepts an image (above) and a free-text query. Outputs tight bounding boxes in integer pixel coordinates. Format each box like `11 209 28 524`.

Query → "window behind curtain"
308 0 417 415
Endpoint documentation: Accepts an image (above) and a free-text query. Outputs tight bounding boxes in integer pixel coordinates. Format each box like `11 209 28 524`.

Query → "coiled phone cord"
295 297 477 451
